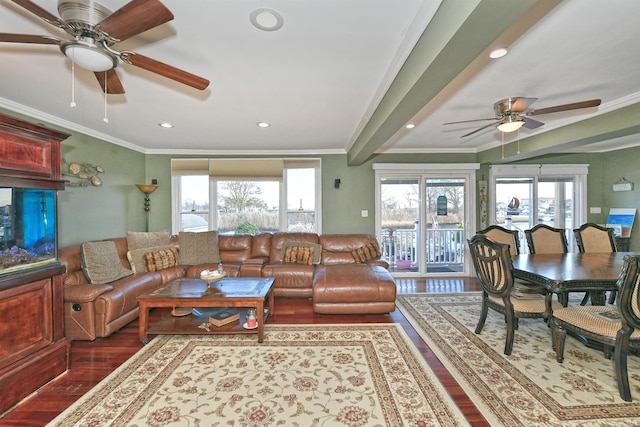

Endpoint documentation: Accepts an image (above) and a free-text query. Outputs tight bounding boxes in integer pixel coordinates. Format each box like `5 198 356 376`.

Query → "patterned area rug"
396 292 640 426
47 324 468 426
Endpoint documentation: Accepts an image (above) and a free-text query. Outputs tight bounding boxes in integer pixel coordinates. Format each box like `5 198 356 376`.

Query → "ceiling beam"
346 0 558 166
477 102 640 163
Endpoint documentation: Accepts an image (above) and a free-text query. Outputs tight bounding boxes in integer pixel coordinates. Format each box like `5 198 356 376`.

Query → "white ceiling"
1 0 640 164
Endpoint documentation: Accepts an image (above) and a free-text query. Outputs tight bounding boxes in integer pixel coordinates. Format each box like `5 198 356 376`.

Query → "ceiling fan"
0 0 210 94
444 97 601 138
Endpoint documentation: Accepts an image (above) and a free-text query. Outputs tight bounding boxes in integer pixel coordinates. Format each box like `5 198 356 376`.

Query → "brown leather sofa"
59 232 396 341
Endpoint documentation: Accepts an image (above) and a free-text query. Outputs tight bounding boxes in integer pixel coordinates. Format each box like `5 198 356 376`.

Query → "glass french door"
374 164 479 276
490 164 588 253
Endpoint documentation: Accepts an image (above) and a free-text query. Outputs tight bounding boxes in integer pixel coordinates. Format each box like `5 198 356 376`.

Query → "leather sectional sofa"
59 232 396 340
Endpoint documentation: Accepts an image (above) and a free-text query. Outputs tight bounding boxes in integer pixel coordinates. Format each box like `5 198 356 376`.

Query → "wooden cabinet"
0 112 70 414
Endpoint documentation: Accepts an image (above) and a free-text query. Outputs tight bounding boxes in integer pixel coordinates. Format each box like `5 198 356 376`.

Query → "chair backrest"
616 255 640 332
573 223 617 253
477 225 521 256
467 234 514 297
525 224 568 254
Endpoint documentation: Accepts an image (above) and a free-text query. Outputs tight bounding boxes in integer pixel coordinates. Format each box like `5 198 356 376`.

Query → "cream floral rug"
396 292 640 427
47 324 468 426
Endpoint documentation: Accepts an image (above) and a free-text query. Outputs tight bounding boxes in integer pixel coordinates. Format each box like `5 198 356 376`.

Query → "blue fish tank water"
0 187 57 274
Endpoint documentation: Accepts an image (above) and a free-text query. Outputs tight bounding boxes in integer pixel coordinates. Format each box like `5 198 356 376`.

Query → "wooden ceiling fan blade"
444 118 496 125
11 0 63 25
0 33 60 44
126 53 210 90
511 97 538 112
529 99 601 116
94 70 125 95
98 0 174 42
460 121 500 138
523 117 544 129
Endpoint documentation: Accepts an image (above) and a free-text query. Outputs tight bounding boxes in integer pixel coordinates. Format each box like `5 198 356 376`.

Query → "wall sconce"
136 183 159 231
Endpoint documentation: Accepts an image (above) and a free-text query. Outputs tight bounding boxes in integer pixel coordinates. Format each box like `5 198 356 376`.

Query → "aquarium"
0 187 57 274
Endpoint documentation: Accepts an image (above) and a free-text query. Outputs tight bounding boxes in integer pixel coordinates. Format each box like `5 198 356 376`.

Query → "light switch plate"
361 210 368 217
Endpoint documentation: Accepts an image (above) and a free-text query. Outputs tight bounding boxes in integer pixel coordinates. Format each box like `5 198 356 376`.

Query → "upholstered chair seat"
551 254 640 402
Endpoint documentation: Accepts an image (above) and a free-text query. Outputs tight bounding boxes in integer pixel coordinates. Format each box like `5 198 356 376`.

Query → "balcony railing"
380 227 464 273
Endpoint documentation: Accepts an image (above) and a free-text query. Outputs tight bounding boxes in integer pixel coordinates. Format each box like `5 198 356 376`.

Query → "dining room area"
469 221 640 404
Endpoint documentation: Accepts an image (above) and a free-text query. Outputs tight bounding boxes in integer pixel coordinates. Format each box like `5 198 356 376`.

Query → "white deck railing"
380 228 464 272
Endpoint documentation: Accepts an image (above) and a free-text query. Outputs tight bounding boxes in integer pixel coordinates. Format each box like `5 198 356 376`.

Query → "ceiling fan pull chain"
501 131 505 159
70 53 76 108
103 71 109 123
517 129 521 154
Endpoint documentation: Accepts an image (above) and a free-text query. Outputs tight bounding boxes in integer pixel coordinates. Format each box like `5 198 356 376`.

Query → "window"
171 159 320 234
489 164 588 251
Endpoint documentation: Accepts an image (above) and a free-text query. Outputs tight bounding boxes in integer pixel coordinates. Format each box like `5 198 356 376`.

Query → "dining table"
511 252 631 315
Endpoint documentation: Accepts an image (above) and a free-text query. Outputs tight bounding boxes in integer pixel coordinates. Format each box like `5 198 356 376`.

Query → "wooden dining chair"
574 223 617 253
524 224 569 254
467 234 560 355
476 225 547 297
551 254 640 402
574 223 618 304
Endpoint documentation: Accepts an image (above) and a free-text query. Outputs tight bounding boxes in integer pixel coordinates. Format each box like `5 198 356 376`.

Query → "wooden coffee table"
137 277 275 343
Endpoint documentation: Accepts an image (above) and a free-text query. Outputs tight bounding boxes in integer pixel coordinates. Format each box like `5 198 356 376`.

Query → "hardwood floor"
0 277 487 427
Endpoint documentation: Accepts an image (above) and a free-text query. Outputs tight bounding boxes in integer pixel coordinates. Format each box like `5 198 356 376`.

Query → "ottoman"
312 264 396 314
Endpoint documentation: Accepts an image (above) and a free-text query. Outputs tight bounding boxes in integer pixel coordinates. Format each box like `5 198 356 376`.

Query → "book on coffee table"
192 307 240 326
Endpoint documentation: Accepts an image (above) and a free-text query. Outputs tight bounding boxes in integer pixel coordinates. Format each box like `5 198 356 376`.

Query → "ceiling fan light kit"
444 96 601 138
497 115 524 133
1 0 210 94
61 38 118 71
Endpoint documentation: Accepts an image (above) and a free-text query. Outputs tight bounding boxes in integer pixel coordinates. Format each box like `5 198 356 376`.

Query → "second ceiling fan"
444 97 601 138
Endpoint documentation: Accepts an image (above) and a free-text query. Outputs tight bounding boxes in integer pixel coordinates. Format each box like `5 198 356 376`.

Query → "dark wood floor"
0 277 487 427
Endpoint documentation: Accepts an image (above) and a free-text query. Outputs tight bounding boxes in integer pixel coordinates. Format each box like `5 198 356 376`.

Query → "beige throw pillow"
179 231 221 265
81 241 133 284
126 230 171 251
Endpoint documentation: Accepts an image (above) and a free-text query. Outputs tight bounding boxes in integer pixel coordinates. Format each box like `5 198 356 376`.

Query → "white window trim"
171 158 321 234
488 164 588 227
373 163 480 276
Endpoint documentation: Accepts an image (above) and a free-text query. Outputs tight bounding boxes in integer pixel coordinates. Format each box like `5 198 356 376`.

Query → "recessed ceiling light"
257 122 271 128
250 8 284 32
489 48 509 59
405 123 416 129
158 122 174 128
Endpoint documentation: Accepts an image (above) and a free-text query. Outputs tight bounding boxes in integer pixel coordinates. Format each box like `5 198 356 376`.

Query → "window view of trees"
175 163 319 235
217 181 279 234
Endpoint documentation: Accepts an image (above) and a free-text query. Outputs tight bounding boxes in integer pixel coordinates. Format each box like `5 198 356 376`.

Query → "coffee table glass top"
149 277 274 298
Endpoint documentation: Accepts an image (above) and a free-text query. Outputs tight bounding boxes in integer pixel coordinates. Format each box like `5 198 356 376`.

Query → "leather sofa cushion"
219 235 252 263
319 234 381 265
251 233 272 257
313 264 396 304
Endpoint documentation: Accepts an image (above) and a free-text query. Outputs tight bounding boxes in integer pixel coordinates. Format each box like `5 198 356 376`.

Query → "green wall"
3 110 639 251
58 134 147 246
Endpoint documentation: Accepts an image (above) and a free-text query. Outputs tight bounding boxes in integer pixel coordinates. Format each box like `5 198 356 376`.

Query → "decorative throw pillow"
144 247 180 272
81 240 133 284
279 241 322 264
126 230 171 251
179 231 221 265
352 241 382 263
283 245 315 265
127 245 178 273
